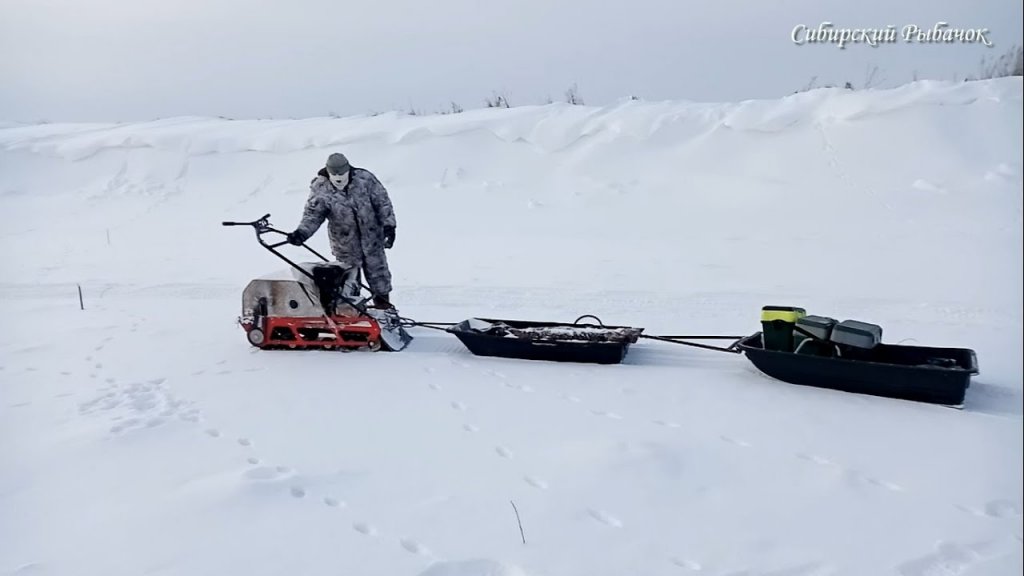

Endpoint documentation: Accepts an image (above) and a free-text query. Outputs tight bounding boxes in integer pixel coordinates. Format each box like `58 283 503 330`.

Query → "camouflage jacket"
292 167 396 295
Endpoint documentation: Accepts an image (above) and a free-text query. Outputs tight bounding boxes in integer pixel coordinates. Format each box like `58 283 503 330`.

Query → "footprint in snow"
896 539 998 576
832 467 902 492
592 409 623 420
462 424 479 433
653 420 681 428
400 538 430 555
670 557 702 571
178 409 201 423
741 561 833 576
719 435 751 448
428 382 442 391
60 371 72 376
587 508 623 528
290 486 306 498
561 394 582 403
912 179 947 193
957 499 1022 519
450 401 466 411
796 453 835 466
323 496 345 508
524 476 548 490
237 437 252 447
983 499 1022 518
984 166 1017 181
353 522 377 536
864 476 904 492
8 561 47 574
247 457 261 465
244 465 293 481
495 446 513 459
204 428 221 438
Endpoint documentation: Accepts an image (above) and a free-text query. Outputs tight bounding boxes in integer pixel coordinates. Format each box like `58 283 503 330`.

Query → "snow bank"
0 79 1017 159
1 78 1020 303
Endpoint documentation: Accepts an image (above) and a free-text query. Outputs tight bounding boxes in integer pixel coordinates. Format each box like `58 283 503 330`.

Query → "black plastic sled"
735 332 979 406
447 316 644 364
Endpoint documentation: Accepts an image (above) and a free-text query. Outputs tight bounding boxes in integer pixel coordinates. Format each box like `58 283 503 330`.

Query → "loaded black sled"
734 307 979 406
223 214 980 407
446 316 644 365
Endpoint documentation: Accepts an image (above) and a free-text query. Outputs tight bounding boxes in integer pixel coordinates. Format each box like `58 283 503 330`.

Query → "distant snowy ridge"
1 78 1019 161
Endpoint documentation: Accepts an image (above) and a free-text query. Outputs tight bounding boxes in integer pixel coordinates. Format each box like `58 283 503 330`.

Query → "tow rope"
394 313 745 354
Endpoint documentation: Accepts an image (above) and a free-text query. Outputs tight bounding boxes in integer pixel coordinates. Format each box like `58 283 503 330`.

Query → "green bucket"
760 306 807 352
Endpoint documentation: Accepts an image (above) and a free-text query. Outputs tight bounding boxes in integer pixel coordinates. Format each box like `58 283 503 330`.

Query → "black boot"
372 294 394 309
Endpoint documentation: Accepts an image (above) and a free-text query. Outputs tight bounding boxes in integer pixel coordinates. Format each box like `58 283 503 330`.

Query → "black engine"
311 263 360 314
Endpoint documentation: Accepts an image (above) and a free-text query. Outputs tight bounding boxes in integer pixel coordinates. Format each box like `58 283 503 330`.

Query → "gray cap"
326 153 350 175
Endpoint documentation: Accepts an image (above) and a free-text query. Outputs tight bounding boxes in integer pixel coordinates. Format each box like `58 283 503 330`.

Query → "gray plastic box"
830 320 883 349
796 315 837 340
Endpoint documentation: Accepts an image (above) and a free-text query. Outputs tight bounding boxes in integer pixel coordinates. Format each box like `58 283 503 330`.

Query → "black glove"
286 231 304 246
383 226 395 249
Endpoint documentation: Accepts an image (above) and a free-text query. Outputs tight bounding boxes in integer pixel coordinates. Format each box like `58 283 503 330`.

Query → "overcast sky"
1 0 1020 122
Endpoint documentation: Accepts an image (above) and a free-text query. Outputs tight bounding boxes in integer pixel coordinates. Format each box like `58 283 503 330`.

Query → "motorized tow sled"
223 215 980 408
222 214 412 352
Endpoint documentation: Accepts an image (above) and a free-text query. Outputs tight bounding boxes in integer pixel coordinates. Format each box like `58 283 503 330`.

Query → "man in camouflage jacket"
287 153 397 308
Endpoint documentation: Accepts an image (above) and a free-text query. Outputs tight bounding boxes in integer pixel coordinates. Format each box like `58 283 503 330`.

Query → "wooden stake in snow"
510 500 525 545
106 229 110 245
78 284 84 310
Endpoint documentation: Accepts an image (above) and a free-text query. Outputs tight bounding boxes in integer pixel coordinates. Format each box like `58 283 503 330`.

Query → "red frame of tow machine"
244 315 382 350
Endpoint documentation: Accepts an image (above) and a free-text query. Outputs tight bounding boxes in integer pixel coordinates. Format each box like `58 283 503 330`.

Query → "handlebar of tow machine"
222 213 273 231
221 213 330 263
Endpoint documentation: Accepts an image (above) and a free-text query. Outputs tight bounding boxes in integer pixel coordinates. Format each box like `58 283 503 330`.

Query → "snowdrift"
1 79 1022 576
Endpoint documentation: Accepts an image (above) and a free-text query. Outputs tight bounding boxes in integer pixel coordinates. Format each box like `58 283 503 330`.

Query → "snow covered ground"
1 78 1022 576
